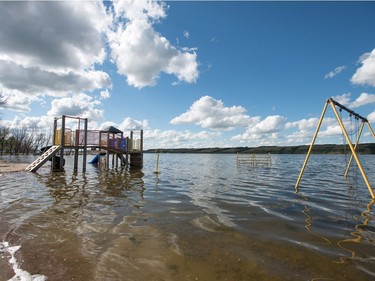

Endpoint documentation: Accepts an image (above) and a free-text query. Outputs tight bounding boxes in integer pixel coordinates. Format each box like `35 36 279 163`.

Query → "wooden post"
140 129 143 168
130 131 134 151
74 130 79 172
52 118 58 170
59 115 65 171
82 118 88 173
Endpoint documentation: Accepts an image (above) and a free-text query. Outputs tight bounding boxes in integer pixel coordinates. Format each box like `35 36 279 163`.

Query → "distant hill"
145 143 375 154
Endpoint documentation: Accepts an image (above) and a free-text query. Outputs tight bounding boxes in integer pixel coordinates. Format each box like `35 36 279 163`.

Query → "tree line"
0 126 52 155
1 90 52 155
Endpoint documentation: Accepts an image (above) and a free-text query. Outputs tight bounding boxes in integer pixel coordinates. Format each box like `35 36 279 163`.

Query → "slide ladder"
26 145 61 172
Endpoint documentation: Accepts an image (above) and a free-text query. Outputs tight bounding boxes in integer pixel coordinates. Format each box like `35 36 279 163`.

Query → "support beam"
344 121 364 178
329 100 374 198
83 118 88 173
295 99 329 192
59 115 65 171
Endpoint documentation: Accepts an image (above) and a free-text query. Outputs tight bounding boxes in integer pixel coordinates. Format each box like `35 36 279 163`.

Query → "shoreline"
0 160 29 173
144 143 375 154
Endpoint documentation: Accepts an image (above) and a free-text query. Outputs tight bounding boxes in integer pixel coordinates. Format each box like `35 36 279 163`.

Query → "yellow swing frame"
295 98 375 199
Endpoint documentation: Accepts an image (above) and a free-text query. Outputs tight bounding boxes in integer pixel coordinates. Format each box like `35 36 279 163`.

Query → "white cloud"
144 129 220 148
100 89 111 100
351 48 375 87
1 115 53 131
0 90 40 112
47 93 103 123
285 118 318 130
108 0 199 88
183 31 190 39
331 93 375 109
249 115 287 134
332 93 351 106
170 95 257 130
0 60 110 96
230 115 287 144
349 93 375 108
319 125 342 137
97 117 148 133
119 117 148 131
0 1 112 112
324 65 346 79
0 1 109 71
368 111 375 123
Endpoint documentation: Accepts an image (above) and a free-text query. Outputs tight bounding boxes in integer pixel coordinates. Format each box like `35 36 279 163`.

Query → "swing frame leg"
330 101 375 198
344 121 364 178
295 100 329 193
295 98 375 199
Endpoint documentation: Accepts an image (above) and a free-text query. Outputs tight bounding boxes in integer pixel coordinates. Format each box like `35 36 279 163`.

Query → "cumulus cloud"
170 95 256 130
0 90 40 112
145 129 220 148
1 115 53 131
100 89 111 100
351 48 375 87
183 31 190 39
319 125 342 137
97 117 148 132
47 93 103 122
285 118 318 131
249 115 287 134
0 1 111 112
231 115 287 143
368 111 375 123
0 60 110 96
108 0 199 88
349 93 375 108
324 65 346 79
119 117 148 131
332 93 351 106
332 93 375 108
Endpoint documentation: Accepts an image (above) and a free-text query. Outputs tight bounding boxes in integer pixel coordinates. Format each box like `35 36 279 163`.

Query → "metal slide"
26 145 61 172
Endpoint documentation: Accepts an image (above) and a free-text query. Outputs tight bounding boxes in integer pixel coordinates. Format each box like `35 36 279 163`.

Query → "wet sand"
0 160 29 173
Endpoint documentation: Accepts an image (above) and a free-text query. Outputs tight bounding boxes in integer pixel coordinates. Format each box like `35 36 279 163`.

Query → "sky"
1 0 375 149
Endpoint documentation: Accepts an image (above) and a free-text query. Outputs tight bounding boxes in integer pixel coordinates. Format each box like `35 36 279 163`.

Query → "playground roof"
102 126 122 134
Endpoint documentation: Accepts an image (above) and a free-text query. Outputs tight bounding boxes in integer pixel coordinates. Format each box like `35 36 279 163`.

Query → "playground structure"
295 98 375 199
26 115 143 172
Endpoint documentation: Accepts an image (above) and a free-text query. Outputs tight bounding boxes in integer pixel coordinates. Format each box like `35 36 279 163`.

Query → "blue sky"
1 1 375 149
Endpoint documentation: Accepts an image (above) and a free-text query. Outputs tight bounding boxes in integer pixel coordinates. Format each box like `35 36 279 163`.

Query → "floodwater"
0 153 374 281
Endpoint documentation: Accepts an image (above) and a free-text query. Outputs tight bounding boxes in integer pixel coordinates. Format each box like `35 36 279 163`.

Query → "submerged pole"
155 152 160 174
295 99 329 192
59 115 65 171
83 118 88 173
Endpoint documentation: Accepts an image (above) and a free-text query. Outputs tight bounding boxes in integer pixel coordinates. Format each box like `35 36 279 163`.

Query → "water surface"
0 153 374 280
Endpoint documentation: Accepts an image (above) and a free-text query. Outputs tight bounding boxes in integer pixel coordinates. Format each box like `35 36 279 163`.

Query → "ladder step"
26 145 61 172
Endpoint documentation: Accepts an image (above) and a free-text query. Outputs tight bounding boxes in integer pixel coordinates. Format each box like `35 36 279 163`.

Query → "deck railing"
54 129 140 153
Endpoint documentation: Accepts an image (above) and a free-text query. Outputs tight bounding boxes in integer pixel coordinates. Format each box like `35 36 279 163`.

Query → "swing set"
295 98 375 199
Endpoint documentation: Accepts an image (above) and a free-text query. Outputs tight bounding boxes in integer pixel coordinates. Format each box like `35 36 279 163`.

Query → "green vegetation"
145 143 375 154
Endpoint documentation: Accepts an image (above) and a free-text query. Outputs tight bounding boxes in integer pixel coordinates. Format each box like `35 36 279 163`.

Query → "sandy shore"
0 160 29 173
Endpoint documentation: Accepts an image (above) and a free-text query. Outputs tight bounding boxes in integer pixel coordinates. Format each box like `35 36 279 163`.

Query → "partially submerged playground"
26 115 143 173
23 98 375 199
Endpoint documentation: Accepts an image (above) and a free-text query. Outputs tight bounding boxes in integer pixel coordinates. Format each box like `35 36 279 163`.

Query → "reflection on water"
0 154 374 280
